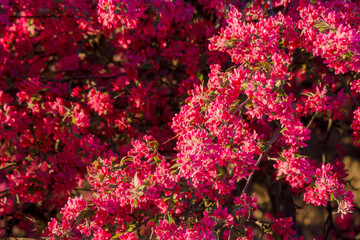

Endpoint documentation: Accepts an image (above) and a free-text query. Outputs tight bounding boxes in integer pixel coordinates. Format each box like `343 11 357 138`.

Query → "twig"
269 0 274 16
184 191 195 224
320 115 333 144
9 15 58 19
232 97 250 115
324 202 334 240
165 182 178 221
339 75 359 108
228 225 233 240
162 134 180 146
306 112 318 129
241 128 281 195
0 163 17 171
149 229 155 240
15 72 125 83
29 127 47 159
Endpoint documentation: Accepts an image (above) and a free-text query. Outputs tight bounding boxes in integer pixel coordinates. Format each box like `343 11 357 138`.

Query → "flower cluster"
0 0 360 239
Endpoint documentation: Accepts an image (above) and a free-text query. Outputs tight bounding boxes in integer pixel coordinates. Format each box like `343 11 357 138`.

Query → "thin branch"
228 225 233 240
306 112 318 129
339 75 359 108
29 127 47 159
9 15 57 19
241 128 281 195
0 163 17 171
15 72 125 83
162 133 180 146
165 182 178 221
232 97 250 115
269 0 274 16
320 115 333 144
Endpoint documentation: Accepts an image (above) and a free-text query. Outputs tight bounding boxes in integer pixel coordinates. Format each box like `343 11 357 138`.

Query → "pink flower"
60 196 87 221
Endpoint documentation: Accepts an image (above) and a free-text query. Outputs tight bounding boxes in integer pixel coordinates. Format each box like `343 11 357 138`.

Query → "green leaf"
245 0 255 9
134 198 139 207
171 169 179 174
329 193 335 201
216 164 227 177
168 213 175 223
313 21 336 32
149 140 159 148
112 233 121 239
127 224 136 232
120 157 132 166
153 14 160 28
133 172 140 188
280 127 287 133
153 155 161 164
170 162 181 169
199 74 204 85
114 9 121 15
77 209 96 221
228 163 235 175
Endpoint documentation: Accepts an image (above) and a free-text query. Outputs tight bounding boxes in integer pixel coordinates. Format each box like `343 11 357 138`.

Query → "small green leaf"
153 14 160 28
77 210 96 221
228 163 235 175
127 224 136 232
168 213 175 223
300 28 306 36
112 233 121 239
153 155 161 164
134 198 139 207
133 172 140 188
199 74 204 85
245 0 255 9
280 127 287 133
171 169 179 174
120 157 132 166
149 140 159 148
313 21 336 32
329 193 335 201
170 162 181 169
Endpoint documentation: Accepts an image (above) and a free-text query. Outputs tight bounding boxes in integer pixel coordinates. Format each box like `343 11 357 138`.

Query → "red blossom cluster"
1 0 360 239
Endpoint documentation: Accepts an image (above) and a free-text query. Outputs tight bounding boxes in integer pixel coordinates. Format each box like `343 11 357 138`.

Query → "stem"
227 225 233 240
162 133 180 146
0 163 17 171
30 126 47 159
15 72 125 83
269 0 274 16
241 128 281 195
306 112 318 129
232 97 250 115
339 75 359 108
165 182 178 221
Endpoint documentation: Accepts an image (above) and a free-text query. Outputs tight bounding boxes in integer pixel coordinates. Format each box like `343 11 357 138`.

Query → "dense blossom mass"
0 0 360 239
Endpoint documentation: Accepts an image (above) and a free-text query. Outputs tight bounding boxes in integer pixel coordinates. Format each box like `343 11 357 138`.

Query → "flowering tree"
0 0 360 239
